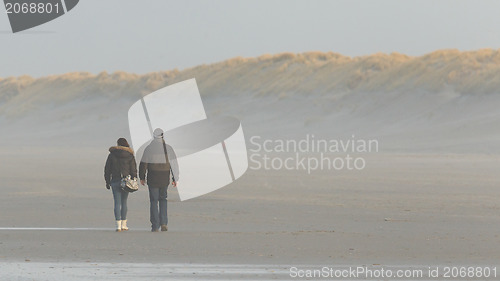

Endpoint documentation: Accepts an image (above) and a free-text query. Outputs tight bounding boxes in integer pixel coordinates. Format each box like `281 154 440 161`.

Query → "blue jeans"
111 181 129 220
148 185 168 230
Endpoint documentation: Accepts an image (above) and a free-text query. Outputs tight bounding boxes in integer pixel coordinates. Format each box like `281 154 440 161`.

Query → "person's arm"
139 161 147 183
139 149 147 185
166 144 179 183
130 156 138 179
104 154 112 189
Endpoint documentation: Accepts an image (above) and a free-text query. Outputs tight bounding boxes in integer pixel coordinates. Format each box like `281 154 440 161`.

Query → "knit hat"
153 128 164 139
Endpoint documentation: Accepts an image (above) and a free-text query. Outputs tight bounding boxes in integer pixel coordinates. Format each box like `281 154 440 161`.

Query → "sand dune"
1 49 499 152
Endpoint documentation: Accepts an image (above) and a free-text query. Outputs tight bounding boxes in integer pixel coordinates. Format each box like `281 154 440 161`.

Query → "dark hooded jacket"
104 146 138 185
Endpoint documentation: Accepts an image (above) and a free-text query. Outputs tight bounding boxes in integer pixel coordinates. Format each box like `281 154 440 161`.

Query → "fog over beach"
1 50 500 280
1 49 500 152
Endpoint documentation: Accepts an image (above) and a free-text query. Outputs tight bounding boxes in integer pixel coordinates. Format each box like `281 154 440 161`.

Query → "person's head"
153 128 164 139
117 138 130 147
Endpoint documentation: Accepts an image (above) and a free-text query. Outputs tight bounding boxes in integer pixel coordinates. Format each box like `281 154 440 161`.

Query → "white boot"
121 220 129 231
116 220 122 232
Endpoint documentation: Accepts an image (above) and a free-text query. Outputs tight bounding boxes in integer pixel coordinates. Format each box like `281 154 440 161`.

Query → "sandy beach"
1 148 499 279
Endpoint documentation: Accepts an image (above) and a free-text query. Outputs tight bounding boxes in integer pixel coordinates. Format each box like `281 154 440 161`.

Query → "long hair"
117 138 130 147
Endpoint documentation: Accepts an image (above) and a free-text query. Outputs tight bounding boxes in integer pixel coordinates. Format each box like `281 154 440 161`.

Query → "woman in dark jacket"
104 138 137 232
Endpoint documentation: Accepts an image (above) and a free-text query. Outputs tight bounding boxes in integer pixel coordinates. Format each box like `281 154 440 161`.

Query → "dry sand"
1 148 499 279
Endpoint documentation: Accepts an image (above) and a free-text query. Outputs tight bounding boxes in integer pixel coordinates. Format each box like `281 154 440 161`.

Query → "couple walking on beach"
104 128 179 232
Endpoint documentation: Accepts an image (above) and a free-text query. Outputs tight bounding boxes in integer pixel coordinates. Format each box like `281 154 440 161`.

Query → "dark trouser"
148 185 168 230
111 181 129 220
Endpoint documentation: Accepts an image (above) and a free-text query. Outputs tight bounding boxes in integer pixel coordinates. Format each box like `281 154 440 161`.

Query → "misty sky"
1 0 500 77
